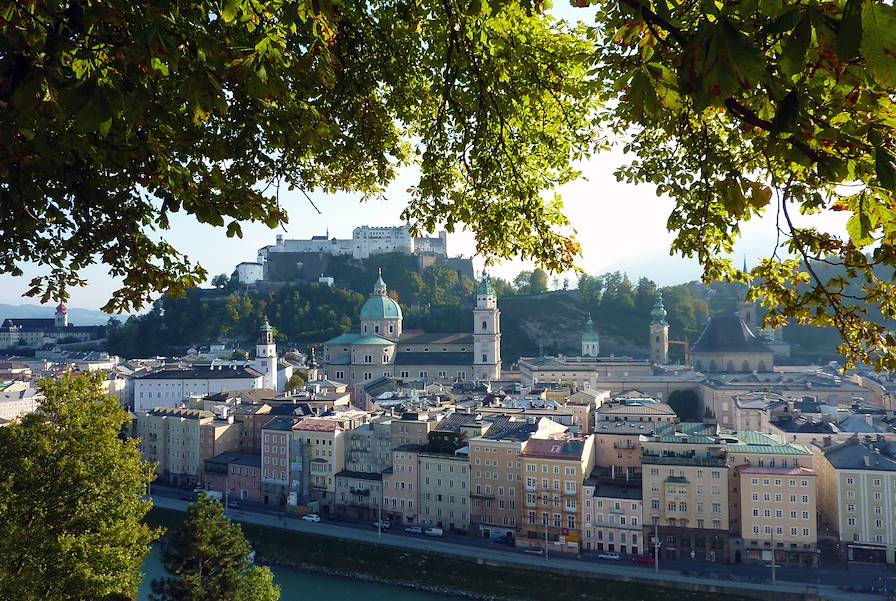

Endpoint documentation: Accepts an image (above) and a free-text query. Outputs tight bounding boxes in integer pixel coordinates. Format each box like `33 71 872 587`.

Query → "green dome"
582 313 600 342
360 295 403 320
477 272 496 296
360 271 402 320
650 291 667 325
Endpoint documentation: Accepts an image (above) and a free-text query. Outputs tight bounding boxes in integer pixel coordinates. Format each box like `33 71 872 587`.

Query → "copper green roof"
360 271 403 320
650 291 667 325
477 272 496 297
582 313 599 342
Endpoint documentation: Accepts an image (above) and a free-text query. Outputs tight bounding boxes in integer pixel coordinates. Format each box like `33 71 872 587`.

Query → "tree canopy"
5 0 896 367
0 373 158 601
1 0 593 313
592 0 896 368
151 494 280 601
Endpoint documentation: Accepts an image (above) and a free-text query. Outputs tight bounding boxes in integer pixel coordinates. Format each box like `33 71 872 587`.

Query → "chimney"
864 455 871 467
822 435 832 447
865 414 874 426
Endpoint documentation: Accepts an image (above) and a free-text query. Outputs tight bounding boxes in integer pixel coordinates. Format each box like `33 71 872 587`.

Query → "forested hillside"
107 256 735 363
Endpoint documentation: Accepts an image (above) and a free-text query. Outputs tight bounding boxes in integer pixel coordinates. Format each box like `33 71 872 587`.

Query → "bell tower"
649 291 669 365
254 317 278 390
473 273 501 380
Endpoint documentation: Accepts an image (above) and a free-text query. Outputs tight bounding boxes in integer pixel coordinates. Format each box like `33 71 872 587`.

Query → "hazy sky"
0 5 849 311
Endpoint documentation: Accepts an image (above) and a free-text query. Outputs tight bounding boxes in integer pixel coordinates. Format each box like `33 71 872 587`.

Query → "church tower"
649 291 669 365
254 317 278 390
581 313 599 357
473 273 501 380
54 301 68 328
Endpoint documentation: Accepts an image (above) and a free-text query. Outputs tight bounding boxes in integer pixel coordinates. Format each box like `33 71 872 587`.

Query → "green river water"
138 545 455 601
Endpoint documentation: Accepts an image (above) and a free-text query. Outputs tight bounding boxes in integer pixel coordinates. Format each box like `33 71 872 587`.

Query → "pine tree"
151 495 280 601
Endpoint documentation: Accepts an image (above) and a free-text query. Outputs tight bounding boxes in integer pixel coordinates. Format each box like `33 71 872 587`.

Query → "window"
482 353 487 363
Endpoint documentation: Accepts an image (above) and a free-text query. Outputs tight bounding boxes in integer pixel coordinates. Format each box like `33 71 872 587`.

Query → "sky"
0 4 850 312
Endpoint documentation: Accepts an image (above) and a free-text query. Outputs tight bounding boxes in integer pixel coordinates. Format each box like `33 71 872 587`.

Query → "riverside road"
150 488 888 601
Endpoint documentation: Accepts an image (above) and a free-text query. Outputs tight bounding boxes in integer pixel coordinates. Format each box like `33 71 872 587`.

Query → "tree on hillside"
513 271 534 295
667 389 701 422
151 495 280 601
212 274 231 289
530 269 549 294
2 0 593 313
0 373 159 601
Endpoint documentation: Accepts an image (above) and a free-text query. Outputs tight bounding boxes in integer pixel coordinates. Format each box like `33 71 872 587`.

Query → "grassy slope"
147 508 749 601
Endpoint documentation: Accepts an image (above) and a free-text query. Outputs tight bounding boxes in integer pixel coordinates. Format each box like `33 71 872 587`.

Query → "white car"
373 520 391 529
424 527 443 537
404 526 423 534
301 514 321 522
598 552 620 560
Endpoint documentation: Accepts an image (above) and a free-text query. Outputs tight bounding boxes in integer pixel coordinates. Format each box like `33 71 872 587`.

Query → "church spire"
372 268 387 296
650 290 667 326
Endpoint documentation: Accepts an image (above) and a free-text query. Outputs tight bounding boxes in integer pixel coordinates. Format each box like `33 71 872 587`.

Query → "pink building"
204 452 262 502
261 416 298 505
383 444 422 524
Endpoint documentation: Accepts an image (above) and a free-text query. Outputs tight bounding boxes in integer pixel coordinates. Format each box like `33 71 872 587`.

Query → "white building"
234 262 264 284
256 225 448 264
0 384 41 422
133 365 264 412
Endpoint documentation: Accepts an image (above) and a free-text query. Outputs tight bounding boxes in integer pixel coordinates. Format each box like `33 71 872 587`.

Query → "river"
138 545 456 601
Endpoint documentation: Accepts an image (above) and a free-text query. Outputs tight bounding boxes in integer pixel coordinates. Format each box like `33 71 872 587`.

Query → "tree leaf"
876 147 896 192
861 1 896 87
780 15 811 77
836 0 863 61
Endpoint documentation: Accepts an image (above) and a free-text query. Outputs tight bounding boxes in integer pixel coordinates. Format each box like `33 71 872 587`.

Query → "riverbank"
147 508 750 601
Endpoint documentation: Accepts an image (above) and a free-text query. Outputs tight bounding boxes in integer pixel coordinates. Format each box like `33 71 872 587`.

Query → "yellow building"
735 466 818 567
138 407 240 488
520 434 595 554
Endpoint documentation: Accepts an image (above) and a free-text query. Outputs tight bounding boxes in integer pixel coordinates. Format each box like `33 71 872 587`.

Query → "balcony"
642 453 726 468
471 492 496 500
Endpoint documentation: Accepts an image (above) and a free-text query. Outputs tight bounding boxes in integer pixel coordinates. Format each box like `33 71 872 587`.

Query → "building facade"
818 439 896 564
322 273 500 385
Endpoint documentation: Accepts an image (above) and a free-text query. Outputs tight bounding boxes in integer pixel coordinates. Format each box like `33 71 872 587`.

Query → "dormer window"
374 325 380 334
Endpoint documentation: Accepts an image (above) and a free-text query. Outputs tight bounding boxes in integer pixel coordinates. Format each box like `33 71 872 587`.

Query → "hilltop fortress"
234 225 473 286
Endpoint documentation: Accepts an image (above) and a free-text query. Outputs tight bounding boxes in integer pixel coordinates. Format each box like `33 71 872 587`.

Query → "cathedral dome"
360 295 403 320
360 270 403 320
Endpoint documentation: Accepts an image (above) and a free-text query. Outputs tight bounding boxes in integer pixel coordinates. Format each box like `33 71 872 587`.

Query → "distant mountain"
0 303 121 326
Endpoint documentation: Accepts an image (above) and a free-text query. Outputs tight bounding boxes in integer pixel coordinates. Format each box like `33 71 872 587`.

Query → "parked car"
373 520 391 529
631 555 655 566
424 527 444 537
598 552 620 561
191 486 204 494
301 514 321 522
523 547 545 556
404 526 423 534
226 500 240 509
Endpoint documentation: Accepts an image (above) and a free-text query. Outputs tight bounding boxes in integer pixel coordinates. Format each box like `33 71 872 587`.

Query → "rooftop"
399 331 474 345
521 437 587 460
691 314 772 354
205 452 262 468
139 366 263 380
822 439 896 471
735 465 816 476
